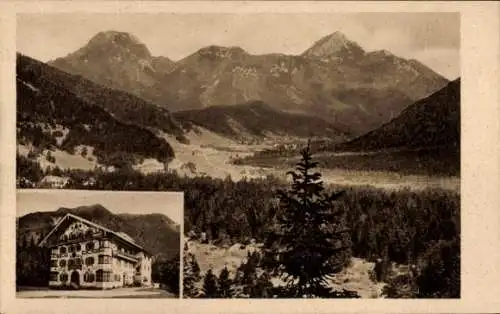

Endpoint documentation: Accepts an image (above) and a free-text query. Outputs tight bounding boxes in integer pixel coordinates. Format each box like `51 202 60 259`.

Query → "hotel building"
38 213 152 289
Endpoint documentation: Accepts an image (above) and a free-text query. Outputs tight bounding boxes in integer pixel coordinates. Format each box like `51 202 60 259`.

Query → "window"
85 257 94 265
76 244 81 251
96 270 111 282
60 272 68 282
51 259 58 267
75 258 82 266
98 255 111 264
50 272 58 281
68 259 75 267
96 270 103 282
84 272 95 282
60 246 66 254
103 271 111 282
59 259 66 267
86 242 94 251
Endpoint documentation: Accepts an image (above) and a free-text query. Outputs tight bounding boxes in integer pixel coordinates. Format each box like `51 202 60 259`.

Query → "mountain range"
17 204 180 260
17 29 460 176
49 30 449 135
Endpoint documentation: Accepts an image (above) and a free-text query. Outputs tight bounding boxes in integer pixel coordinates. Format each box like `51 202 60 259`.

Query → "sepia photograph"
15 12 460 299
16 190 182 298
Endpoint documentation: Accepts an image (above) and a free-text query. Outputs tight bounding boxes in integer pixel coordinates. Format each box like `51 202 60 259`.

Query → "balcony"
113 250 138 263
83 247 111 255
56 232 106 246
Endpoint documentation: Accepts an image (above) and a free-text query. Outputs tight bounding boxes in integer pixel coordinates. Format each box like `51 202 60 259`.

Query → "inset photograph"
16 190 181 298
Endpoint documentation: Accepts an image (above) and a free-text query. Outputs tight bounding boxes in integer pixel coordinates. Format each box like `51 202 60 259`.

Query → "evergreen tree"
417 239 460 298
202 269 219 298
218 266 233 298
253 272 273 298
182 242 201 298
262 141 352 297
154 255 180 295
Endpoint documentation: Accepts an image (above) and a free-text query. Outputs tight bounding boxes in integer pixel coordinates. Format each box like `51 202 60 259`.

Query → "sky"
16 189 183 224
17 12 460 79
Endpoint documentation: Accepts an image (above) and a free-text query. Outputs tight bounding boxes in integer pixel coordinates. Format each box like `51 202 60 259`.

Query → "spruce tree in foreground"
262 141 353 298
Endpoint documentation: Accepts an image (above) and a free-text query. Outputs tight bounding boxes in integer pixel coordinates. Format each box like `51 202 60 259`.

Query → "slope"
335 78 460 152
17 53 175 167
21 53 183 136
173 100 349 142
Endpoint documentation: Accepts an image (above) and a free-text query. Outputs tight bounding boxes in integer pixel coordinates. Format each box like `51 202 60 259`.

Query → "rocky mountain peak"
302 31 365 61
76 30 153 61
88 31 143 48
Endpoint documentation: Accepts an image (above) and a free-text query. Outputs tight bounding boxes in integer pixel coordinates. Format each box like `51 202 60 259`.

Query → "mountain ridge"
48 30 449 135
173 100 349 141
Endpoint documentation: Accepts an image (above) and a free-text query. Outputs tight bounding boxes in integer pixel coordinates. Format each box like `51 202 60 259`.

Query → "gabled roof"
38 213 146 253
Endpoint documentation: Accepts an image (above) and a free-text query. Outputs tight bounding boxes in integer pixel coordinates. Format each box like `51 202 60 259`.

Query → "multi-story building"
38 213 152 289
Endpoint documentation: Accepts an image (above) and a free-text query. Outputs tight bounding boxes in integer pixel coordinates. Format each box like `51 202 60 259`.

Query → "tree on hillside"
416 239 460 298
16 236 50 288
202 269 219 298
152 254 179 295
253 272 273 298
262 141 353 298
183 243 201 298
218 266 233 298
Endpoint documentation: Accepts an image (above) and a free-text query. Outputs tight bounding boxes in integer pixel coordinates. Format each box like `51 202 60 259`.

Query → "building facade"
39 213 152 289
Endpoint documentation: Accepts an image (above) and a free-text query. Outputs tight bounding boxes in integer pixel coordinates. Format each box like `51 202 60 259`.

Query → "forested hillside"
335 78 460 152
174 100 349 141
17 53 175 167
